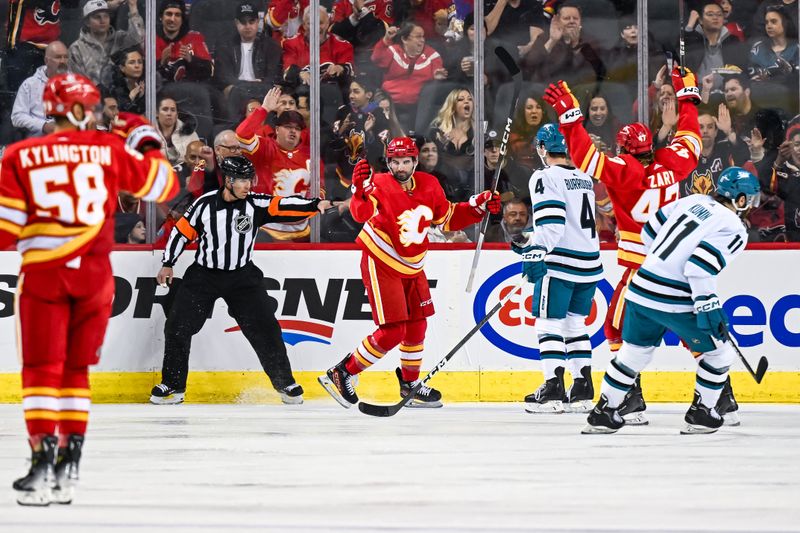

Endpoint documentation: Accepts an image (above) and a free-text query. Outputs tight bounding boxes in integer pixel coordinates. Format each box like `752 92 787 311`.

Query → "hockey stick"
465 46 523 293
358 278 527 417
722 327 768 384
678 0 686 75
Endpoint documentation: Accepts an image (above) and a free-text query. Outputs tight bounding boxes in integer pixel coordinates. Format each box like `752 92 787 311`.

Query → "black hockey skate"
52 434 84 505
396 367 443 408
277 383 304 405
149 383 185 405
13 435 58 506
618 374 648 426
682 391 724 434
582 394 625 434
566 366 595 413
524 367 567 413
318 356 359 408
715 377 740 426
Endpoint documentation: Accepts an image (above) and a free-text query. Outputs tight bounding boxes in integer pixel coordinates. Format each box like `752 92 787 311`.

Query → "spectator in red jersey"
265 0 308 42
330 0 391 72
155 0 218 135
4 0 79 93
156 0 213 83
332 0 394 26
68 0 144 88
237 87 324 241
282 6 354 91
371 22 447 131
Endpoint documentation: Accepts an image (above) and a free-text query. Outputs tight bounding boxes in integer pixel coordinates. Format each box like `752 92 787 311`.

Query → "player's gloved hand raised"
351 158 375 197
112 112 162 153
543 81 582 124
469 190 501 215
671 66 700 103
695 297 729 341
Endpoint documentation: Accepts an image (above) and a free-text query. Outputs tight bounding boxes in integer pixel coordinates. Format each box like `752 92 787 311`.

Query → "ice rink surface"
0 402 798 533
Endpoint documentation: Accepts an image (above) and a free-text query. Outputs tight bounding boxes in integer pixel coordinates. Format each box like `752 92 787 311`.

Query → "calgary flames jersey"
351 170 482 276
561 103 701 268
0 130 177 270
237 107 324 240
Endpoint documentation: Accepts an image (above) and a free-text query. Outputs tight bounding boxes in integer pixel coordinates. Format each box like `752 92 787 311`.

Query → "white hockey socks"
695 344 735 408
601 342 654 408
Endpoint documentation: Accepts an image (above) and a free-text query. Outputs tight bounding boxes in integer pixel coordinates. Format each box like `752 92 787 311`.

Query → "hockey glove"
695 296 729 341
112 112 162 153
351 158 375 197
469 190 501 215
520 245 547 284
543 81 583 124
671 66 700 103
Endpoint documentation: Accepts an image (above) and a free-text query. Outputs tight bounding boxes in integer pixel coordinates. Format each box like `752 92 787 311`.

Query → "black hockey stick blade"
723 326 768 384
754 356 769 384
494 46 520 77
359 280 527 417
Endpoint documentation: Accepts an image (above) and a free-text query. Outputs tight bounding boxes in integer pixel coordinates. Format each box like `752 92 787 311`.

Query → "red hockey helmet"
42 73 101 129
616 122 653 155
386 136 419 159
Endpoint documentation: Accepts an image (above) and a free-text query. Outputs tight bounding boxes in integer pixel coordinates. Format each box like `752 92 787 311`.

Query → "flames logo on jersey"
397 205 433 246
687 170 714 196
273 168 311 196
34 3 61 26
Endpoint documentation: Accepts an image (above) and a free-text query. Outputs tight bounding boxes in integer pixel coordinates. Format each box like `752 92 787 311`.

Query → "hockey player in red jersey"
543 67 742 425
0 74 178 506
318 137 500 408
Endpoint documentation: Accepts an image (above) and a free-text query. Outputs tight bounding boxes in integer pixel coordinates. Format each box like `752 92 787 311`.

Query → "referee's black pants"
161 262 296 391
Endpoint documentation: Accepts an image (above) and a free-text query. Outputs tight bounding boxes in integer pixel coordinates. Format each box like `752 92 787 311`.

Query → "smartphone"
665 51 674 73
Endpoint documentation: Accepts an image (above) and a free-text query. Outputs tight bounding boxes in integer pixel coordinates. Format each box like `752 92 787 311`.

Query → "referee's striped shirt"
163 190 320 270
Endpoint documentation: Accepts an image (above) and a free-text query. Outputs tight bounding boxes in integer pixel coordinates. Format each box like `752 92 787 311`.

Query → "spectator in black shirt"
772 125 800 241
214 1 283 118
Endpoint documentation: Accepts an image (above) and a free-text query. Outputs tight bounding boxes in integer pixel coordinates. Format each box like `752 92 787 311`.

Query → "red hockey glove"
543 81 583 124
351 158 375 197
469 190 501 215
671 66 700 103
112 112 162 153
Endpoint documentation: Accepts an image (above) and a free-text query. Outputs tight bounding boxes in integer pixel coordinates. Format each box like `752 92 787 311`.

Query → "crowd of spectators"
1 0 799 243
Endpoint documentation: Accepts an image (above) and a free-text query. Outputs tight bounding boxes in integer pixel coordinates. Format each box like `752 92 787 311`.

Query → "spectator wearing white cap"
68 0 144 87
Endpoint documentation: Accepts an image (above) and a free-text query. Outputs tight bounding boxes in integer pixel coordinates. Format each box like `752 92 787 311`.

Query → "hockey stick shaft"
723 327 768 384
678 0 686 75
359 279 528 417
465 46 522 293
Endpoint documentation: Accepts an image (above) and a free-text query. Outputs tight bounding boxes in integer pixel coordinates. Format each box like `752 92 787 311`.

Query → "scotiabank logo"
473 264 614 360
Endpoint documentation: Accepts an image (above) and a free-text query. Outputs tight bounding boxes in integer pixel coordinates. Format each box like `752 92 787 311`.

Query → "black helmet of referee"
220 156 255 181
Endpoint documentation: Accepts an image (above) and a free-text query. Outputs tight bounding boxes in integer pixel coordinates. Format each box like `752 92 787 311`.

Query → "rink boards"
0 248 797 403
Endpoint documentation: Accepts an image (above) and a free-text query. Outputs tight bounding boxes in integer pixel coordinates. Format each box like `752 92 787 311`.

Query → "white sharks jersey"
528 164 603 283
626 194 748 313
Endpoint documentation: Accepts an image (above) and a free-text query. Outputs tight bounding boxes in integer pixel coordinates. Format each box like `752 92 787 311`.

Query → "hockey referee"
150 156 330 405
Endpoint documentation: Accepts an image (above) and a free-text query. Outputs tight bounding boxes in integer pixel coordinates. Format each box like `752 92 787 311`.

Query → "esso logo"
473 264 614 360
